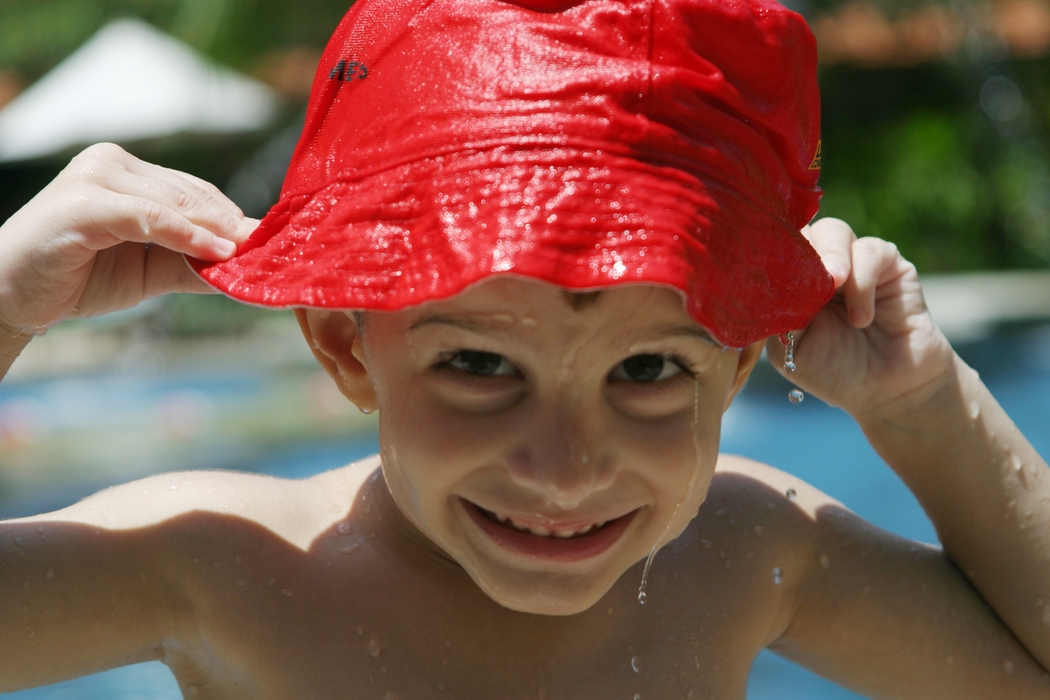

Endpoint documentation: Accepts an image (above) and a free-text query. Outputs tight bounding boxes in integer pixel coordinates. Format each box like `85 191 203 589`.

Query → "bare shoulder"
12 455 380 550
702 453 846 541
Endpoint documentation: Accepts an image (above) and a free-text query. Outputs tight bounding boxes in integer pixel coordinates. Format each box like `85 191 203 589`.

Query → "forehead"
398 277 719 345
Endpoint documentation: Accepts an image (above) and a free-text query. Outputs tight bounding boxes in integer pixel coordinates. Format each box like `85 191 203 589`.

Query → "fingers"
842 237 900 328
66 144 252 257
78 189 239 260
805 218 856 289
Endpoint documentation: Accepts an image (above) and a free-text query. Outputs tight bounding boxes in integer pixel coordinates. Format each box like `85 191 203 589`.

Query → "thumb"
146 248 220 298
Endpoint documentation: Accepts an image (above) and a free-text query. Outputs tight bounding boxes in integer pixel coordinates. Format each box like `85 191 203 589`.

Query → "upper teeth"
496 512 602 539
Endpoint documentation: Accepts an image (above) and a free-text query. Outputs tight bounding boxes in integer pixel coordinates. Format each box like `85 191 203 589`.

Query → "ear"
724 341 764 411
294 309 378 413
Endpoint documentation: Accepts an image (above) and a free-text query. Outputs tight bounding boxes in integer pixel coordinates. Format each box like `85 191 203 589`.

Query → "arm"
0 143 255 688
775 219 1050 673
714 458 1050 699
857 350 1050 668
0 509 188 689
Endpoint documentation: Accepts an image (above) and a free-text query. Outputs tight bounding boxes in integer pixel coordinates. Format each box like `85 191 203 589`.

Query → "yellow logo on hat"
808 140 822 170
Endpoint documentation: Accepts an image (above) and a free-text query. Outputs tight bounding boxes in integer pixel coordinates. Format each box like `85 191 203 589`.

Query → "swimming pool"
2 323 1048 699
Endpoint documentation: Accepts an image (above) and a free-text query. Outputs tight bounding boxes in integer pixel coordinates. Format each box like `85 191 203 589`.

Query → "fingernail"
826 261 848 285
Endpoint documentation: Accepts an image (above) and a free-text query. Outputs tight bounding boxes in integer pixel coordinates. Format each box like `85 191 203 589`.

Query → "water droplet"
631 656 641 672
337 522 352 534
700 539 712 548
633 695 641 700
788 389 804 404
754 525 763 535
367 636 382 658
1004 659 1015 675
341 543 360 554
772 567 783 585
637 541 661 605
819 553 831 569
281 589 294 597
188 685 201 696
968 401 980 419
786 488 797 501
781 331 797 372
365 504 372 513
356 626 365 635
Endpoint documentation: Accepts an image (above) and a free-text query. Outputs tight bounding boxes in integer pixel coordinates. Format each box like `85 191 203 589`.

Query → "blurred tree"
0 0 352 81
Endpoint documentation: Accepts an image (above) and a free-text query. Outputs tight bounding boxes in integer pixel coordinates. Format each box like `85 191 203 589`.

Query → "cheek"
375 380 509 536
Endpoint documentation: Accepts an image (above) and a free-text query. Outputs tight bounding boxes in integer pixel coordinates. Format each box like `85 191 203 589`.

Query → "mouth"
462 498 638 562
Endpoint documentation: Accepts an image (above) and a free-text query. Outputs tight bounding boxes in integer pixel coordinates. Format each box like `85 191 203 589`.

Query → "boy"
2 0 1050 697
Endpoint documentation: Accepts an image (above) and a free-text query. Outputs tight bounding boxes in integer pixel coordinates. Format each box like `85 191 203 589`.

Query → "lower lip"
463 500 637 563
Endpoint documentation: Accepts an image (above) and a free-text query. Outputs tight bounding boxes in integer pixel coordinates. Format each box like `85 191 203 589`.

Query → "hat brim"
191 144 832 348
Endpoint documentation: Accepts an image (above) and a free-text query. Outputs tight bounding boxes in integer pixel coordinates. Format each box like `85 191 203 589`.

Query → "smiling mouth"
462 499 638 561
477 506 609 538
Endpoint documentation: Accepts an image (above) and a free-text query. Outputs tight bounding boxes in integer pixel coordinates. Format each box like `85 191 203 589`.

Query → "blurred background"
1 0 1050 698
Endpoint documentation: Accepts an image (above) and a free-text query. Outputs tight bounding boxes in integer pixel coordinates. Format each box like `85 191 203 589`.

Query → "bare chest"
167 535 785 699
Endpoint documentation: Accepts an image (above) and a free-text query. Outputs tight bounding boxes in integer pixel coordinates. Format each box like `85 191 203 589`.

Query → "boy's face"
306 278 760 615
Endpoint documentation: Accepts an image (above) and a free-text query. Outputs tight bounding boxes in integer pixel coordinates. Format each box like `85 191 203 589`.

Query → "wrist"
851 342 961 434
0 313 38 377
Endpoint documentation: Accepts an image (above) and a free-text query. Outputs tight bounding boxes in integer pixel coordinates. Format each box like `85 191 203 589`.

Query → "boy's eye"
448 351 518 377
610 354 683 382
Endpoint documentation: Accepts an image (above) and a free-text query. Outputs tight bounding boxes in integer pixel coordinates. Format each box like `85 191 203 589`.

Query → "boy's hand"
766 218 955 422
0 143 255 335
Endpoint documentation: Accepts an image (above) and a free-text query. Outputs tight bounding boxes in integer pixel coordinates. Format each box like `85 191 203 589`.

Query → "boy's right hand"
0 143 255 335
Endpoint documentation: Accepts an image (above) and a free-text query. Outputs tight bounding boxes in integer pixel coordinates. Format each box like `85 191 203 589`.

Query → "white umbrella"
0 18 280 163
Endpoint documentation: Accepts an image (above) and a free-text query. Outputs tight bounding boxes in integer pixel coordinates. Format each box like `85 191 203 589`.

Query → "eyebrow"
652 325 723 347
409 314 507 334
409 314 722 347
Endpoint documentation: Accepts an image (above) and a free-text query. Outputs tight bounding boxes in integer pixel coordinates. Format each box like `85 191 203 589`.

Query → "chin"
463 560 627 616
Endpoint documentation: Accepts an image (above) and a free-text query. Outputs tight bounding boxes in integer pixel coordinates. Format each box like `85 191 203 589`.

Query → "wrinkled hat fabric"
192 0 834 348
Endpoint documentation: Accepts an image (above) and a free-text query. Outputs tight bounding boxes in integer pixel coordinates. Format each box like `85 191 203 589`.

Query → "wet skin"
2 280 1050 698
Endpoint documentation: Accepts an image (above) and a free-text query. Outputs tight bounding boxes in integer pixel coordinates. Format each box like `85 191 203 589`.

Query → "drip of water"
631 656 641 673
772 567 783 585
788 389 804 404
637 544 658 604
781 331 797 372
638 379 703 606
786 488 797 501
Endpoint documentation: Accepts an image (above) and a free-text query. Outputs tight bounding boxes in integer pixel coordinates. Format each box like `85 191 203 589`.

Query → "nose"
505 399 615 509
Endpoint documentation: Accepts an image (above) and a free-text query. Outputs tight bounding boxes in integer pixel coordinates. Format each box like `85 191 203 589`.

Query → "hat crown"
193 0 834 347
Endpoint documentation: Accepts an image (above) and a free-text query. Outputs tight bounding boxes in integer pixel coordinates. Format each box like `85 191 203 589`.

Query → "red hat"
192 0 833 347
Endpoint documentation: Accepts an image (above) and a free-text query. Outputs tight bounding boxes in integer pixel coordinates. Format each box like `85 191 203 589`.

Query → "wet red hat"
192 0 833 347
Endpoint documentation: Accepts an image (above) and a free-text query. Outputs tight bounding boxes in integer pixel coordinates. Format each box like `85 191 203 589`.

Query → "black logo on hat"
329 60 369 82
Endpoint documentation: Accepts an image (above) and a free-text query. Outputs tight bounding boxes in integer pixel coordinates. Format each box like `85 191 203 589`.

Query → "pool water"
2 325 1049 699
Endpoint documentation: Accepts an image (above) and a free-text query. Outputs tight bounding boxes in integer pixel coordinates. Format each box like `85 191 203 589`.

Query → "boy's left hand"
766 218 955 422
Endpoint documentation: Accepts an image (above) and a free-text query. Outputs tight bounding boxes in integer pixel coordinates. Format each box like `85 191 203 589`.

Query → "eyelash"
435 350 699 382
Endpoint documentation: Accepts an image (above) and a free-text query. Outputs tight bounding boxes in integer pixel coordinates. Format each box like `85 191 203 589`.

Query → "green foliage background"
1 0 1050 274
